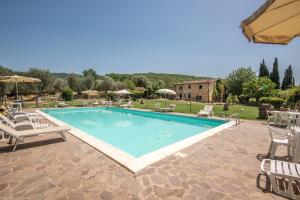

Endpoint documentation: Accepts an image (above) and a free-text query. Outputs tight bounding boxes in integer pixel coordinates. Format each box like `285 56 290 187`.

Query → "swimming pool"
39 107 233 172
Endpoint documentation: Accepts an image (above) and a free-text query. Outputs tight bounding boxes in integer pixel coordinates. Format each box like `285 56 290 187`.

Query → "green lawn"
133 100 259 120
23 99 93 108
23 98 259 120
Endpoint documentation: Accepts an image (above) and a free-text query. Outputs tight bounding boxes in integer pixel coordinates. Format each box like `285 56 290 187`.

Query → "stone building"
173 79 216 103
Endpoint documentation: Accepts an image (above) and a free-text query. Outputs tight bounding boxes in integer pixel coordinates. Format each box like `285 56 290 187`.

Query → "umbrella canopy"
114 89 132 95
0 75 41 83
156 89 176 95
240 0 300 44
0 75 41 100
81 90 99 96
156 89 176 107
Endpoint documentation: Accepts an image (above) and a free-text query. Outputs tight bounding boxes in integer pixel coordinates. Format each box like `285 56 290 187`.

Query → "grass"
23 99 93 108
133 99 259 120
22 98 259 120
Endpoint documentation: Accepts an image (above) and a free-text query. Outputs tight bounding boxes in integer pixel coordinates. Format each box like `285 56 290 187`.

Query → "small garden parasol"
156 89 176 107
0 75 41 100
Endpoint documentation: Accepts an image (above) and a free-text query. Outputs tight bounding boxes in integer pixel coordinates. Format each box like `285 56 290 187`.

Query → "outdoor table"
269 111 300 126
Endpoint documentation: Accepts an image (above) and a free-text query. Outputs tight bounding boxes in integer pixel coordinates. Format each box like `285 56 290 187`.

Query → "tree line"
259 57 295 90
0 66 208 97
224 57 298 108
0 57 298 108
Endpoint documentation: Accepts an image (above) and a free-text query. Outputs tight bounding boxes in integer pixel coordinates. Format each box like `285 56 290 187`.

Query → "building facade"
173 79 216 103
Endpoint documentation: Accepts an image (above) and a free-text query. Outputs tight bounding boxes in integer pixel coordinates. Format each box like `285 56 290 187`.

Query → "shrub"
259 97 285 109
61 87 74 101
277 90 289 100
106 91 118 101
233 95 239 104
226 94 233 105
249 98 257 105
287 87 300 106
131 90 144 100
226 94 239 105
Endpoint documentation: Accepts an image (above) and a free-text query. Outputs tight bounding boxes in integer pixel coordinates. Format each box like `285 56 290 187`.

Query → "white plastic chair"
197 105 214 117
267 125 292 159
296 116 300 127
278 112 289 126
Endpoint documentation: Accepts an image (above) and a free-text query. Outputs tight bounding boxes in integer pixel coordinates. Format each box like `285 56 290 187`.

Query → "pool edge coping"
36 108 234 173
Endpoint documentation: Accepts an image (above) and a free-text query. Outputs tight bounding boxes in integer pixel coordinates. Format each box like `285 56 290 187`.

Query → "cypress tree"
269 57 280 89
281 65 295 90
259 59 269 77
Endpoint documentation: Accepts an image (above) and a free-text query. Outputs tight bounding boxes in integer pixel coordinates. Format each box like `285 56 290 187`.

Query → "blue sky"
0 0 299 80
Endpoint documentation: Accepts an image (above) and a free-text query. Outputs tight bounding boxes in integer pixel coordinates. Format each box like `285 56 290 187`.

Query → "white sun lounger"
154 103 161 111
261 159 300 199
92 101 100 107
197 105 214 117
120 100 133 108
158 104 176 112
57 101 69 107
0 123 70 151
0 114 51 130
5 106 41 123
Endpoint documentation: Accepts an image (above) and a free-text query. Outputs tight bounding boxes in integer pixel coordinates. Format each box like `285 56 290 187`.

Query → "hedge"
259 97 285 109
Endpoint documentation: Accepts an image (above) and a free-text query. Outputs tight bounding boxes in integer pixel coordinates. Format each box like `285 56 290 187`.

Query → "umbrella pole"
15 82 18 100
165 93 167 107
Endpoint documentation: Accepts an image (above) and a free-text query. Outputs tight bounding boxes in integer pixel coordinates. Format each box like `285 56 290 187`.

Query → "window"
179 86 183 90
198 95 202 101
188 84 191 89
199 85 203 89
188 93 191 99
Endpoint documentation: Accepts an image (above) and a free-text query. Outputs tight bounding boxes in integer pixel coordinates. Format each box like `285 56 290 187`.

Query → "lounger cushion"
0 124 70 138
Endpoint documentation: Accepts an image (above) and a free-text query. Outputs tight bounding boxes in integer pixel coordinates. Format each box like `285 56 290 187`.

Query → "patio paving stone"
0 117 289 199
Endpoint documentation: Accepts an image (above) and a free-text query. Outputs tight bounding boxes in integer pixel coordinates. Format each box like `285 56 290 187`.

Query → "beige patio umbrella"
240 0 300 44
114 90 132 103
81 90 99 96
156 89 176 107
114 89 132 95
0 75 41 100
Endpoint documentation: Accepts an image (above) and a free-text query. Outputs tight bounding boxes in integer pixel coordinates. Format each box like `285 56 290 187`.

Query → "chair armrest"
260 159 270 175
269 126 292 136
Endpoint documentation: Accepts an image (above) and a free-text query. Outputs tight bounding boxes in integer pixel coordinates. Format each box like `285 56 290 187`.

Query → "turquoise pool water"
46 107 226 157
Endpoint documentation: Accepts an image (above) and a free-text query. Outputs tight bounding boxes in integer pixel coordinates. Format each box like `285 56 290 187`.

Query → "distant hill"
133 72 211 83
51 73 70 79
50 72 212 85
1 65 212 87
51 72 87 79
107 72 211 85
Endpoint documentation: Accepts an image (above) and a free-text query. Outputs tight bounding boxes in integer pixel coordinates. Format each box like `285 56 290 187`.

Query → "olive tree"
97 76 115 93
226 67 256 96
242 77 276 103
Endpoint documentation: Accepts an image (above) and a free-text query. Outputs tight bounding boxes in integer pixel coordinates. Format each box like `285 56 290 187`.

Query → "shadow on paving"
257 173 300 199
0 137 65 153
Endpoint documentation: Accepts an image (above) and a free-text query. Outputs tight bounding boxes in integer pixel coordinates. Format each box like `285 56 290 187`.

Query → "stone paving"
0 117 288 199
